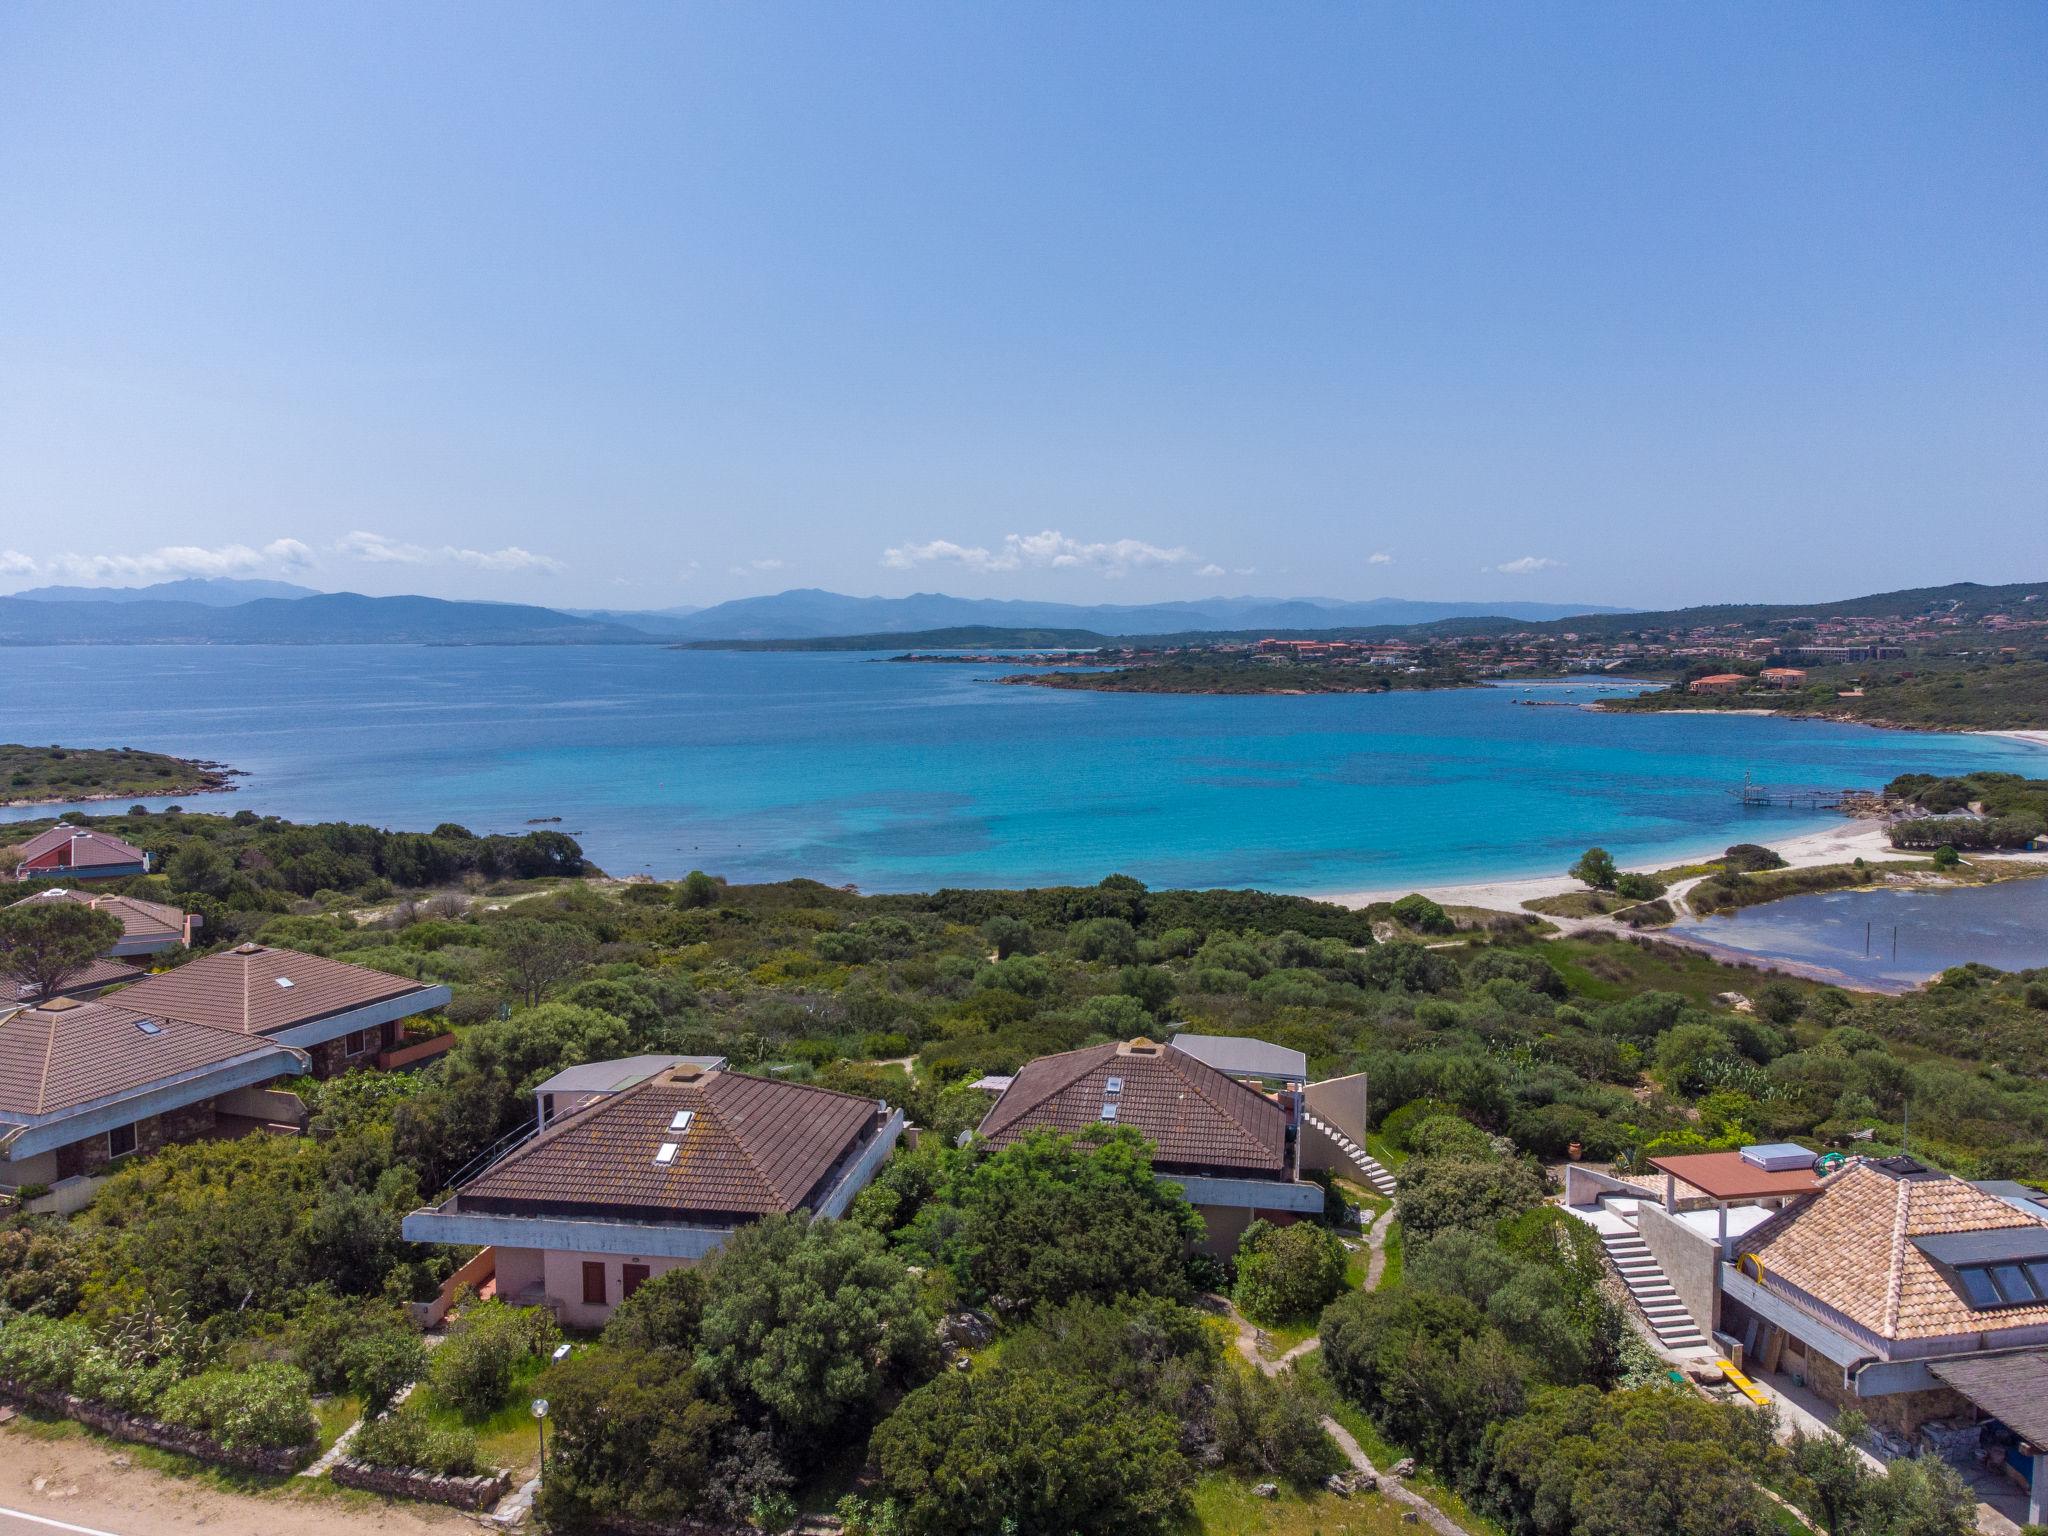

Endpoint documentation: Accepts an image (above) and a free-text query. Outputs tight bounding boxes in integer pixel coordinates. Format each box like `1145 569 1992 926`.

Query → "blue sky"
2 3 2042 609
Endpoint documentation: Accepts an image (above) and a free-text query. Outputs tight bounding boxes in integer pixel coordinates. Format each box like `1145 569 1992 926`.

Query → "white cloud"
1197 563 1225 577
263 538 314 569
1494 555 1563 575
1368 552 1394 565
0 550 36 577
749 558 785 572
335 531 562 573
881 528 1200 578
42 543 280 583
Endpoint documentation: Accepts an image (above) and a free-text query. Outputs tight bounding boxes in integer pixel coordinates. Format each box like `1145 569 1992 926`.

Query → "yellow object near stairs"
1715 1360 1769 1406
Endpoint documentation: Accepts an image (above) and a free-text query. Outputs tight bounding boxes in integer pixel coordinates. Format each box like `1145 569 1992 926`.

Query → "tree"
1234 1219 1347 1323
1395 1154 1547 1244
869 1363 1191 1536
982 915 1035 959
1570 848 1619 891
0 902 122 1001
1389 893 1454 935
490 918 594 1006
696 1213 934 1441
601 1266 706 1355
1475 1385 1780 1536
929 1130 1201 1313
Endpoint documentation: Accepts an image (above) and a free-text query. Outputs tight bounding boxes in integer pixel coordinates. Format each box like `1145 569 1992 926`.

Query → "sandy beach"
1328 818 1907 913
1982 728 2048 751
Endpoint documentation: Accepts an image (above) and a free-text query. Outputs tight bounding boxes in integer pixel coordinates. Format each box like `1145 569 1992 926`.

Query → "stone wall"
329 1456 511 1510
0 1379 311 1476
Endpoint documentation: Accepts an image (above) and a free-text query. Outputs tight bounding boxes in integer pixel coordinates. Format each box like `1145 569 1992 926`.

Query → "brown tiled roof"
0 997 301 1121
458 1068 885 1222
1649 1151 1821 1202
8 954 139 1005
11 889 187 945
12 825 148 867
115 943 435 1036
977 1039 1288 1178
1740 1160 2048 1343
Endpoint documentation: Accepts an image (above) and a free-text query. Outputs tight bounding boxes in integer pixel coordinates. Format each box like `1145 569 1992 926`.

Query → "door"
581 1261 606 1306
621 1264 650 1299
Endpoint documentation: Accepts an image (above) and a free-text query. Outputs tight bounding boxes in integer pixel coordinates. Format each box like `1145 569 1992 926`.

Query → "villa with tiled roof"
8 824 151 882
403 1060 904 1325
114 941 453 1076
1721 1155 2048 1442
0 995 308 1211
978 1036 1322 1252
10 887 198 955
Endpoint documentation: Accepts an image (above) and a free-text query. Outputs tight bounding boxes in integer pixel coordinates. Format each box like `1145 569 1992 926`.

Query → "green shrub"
427 1299 559 1420
0 1313 91 1393
1234 1220 1347 1324
351 1402 483 1476
157 1363 317 1451
1389 894 1453 934
1377 1098 1465 1149
288 1290 425 1410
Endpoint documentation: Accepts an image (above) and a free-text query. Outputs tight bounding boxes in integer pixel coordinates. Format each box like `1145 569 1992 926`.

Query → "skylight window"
274 977 295 989
1956 1262 2048 1309
1104 1077 1123 1095
135 1019 163 1036
654 1143 679 1165
1100 1104 1119 1122
669 1110 694 1133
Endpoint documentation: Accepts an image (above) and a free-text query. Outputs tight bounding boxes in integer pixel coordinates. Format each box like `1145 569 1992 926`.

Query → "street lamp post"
532 1397 549 1483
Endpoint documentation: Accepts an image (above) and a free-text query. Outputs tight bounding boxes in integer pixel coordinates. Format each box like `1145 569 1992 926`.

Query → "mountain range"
0 579 1622 644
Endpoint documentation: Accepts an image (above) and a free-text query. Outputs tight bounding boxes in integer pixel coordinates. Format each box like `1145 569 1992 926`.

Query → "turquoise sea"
0 646 2040 895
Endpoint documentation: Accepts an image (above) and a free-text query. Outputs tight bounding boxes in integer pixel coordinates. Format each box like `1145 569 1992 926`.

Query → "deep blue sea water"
0 646 2040 895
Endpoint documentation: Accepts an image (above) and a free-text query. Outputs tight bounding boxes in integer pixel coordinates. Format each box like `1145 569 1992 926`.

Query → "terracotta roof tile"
11 889 187 946
0 997 301 1121
977 1039 1288 1178
11 825 148 867
1740 1160 2048 1343
458 1068 885 1222
115 943 438 1037
8 954 139 1005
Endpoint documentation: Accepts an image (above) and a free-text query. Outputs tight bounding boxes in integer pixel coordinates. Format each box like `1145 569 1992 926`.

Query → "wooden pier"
1731 780 1881 812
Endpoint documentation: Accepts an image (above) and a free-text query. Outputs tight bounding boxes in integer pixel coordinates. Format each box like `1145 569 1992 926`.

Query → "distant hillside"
681 625 1118 652
662 588 1625 640
8 576 322 605
1448 579 2048 640
0 592 653 645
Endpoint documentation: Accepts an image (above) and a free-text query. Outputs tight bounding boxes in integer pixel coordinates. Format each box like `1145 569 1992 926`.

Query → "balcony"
376 1030 457 1071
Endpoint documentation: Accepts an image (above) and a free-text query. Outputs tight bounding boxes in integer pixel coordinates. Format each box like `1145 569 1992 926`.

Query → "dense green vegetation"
1002 659 1475 695
0 742 233 804
1884 770 2047 850
0 804 2041 1529
1605 657 2048 731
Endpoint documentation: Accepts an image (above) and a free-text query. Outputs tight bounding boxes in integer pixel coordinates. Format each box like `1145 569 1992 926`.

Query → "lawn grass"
1252 1315 1321 1356
410 1355 549 1475
1186 1471 1416 1535
312 1393 363 1453
1377 1223 1404 1290
1363 1134 1406 1172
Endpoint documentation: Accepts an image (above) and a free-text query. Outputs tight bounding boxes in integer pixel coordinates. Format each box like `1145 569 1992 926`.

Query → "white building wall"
538 1246 698 1329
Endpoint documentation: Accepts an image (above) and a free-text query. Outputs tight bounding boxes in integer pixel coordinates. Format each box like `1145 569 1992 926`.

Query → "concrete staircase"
1600 1227 1708 1351
1304 1113 1398 1198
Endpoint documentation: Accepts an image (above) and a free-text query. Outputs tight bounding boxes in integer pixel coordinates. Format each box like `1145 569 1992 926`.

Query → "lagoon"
0 646 2040 894
1668 877 2048 990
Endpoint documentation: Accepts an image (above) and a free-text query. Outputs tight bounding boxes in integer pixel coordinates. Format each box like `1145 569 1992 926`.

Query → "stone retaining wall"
329 1455 512 1510
0 1378 311 1476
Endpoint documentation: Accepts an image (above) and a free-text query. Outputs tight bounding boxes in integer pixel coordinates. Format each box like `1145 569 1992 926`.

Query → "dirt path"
1319 1415 1474 1536
0 1425 472 1536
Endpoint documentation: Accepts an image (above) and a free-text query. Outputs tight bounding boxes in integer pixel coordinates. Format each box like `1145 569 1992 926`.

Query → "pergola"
1647 1151 1821 1246
1927 1351 2048 1526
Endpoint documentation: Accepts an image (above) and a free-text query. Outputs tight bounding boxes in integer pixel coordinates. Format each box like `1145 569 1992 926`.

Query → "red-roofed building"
403 1061 904 1325
978 1037 1324 1253
8 824 151 882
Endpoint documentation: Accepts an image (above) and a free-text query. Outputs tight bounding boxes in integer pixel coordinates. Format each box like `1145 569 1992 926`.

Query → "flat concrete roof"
1169 1033 1308 1083
532 1054 727 1098
1649 1150 1821 1202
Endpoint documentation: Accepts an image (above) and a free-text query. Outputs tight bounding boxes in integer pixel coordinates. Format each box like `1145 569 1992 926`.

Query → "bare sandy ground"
1330 820 1913 913
1983 728 2048 750
0 1423 472 1536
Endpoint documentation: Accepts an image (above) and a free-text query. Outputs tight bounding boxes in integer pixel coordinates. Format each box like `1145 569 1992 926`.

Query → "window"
655 1142 679 1165
108 1123 137 1159
669 1110 694 1133
621 1264 650 1299
582 1262 607 1306
346 1030 370 1056
1099 1104 1119 1122
1104 1077 1123 1095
